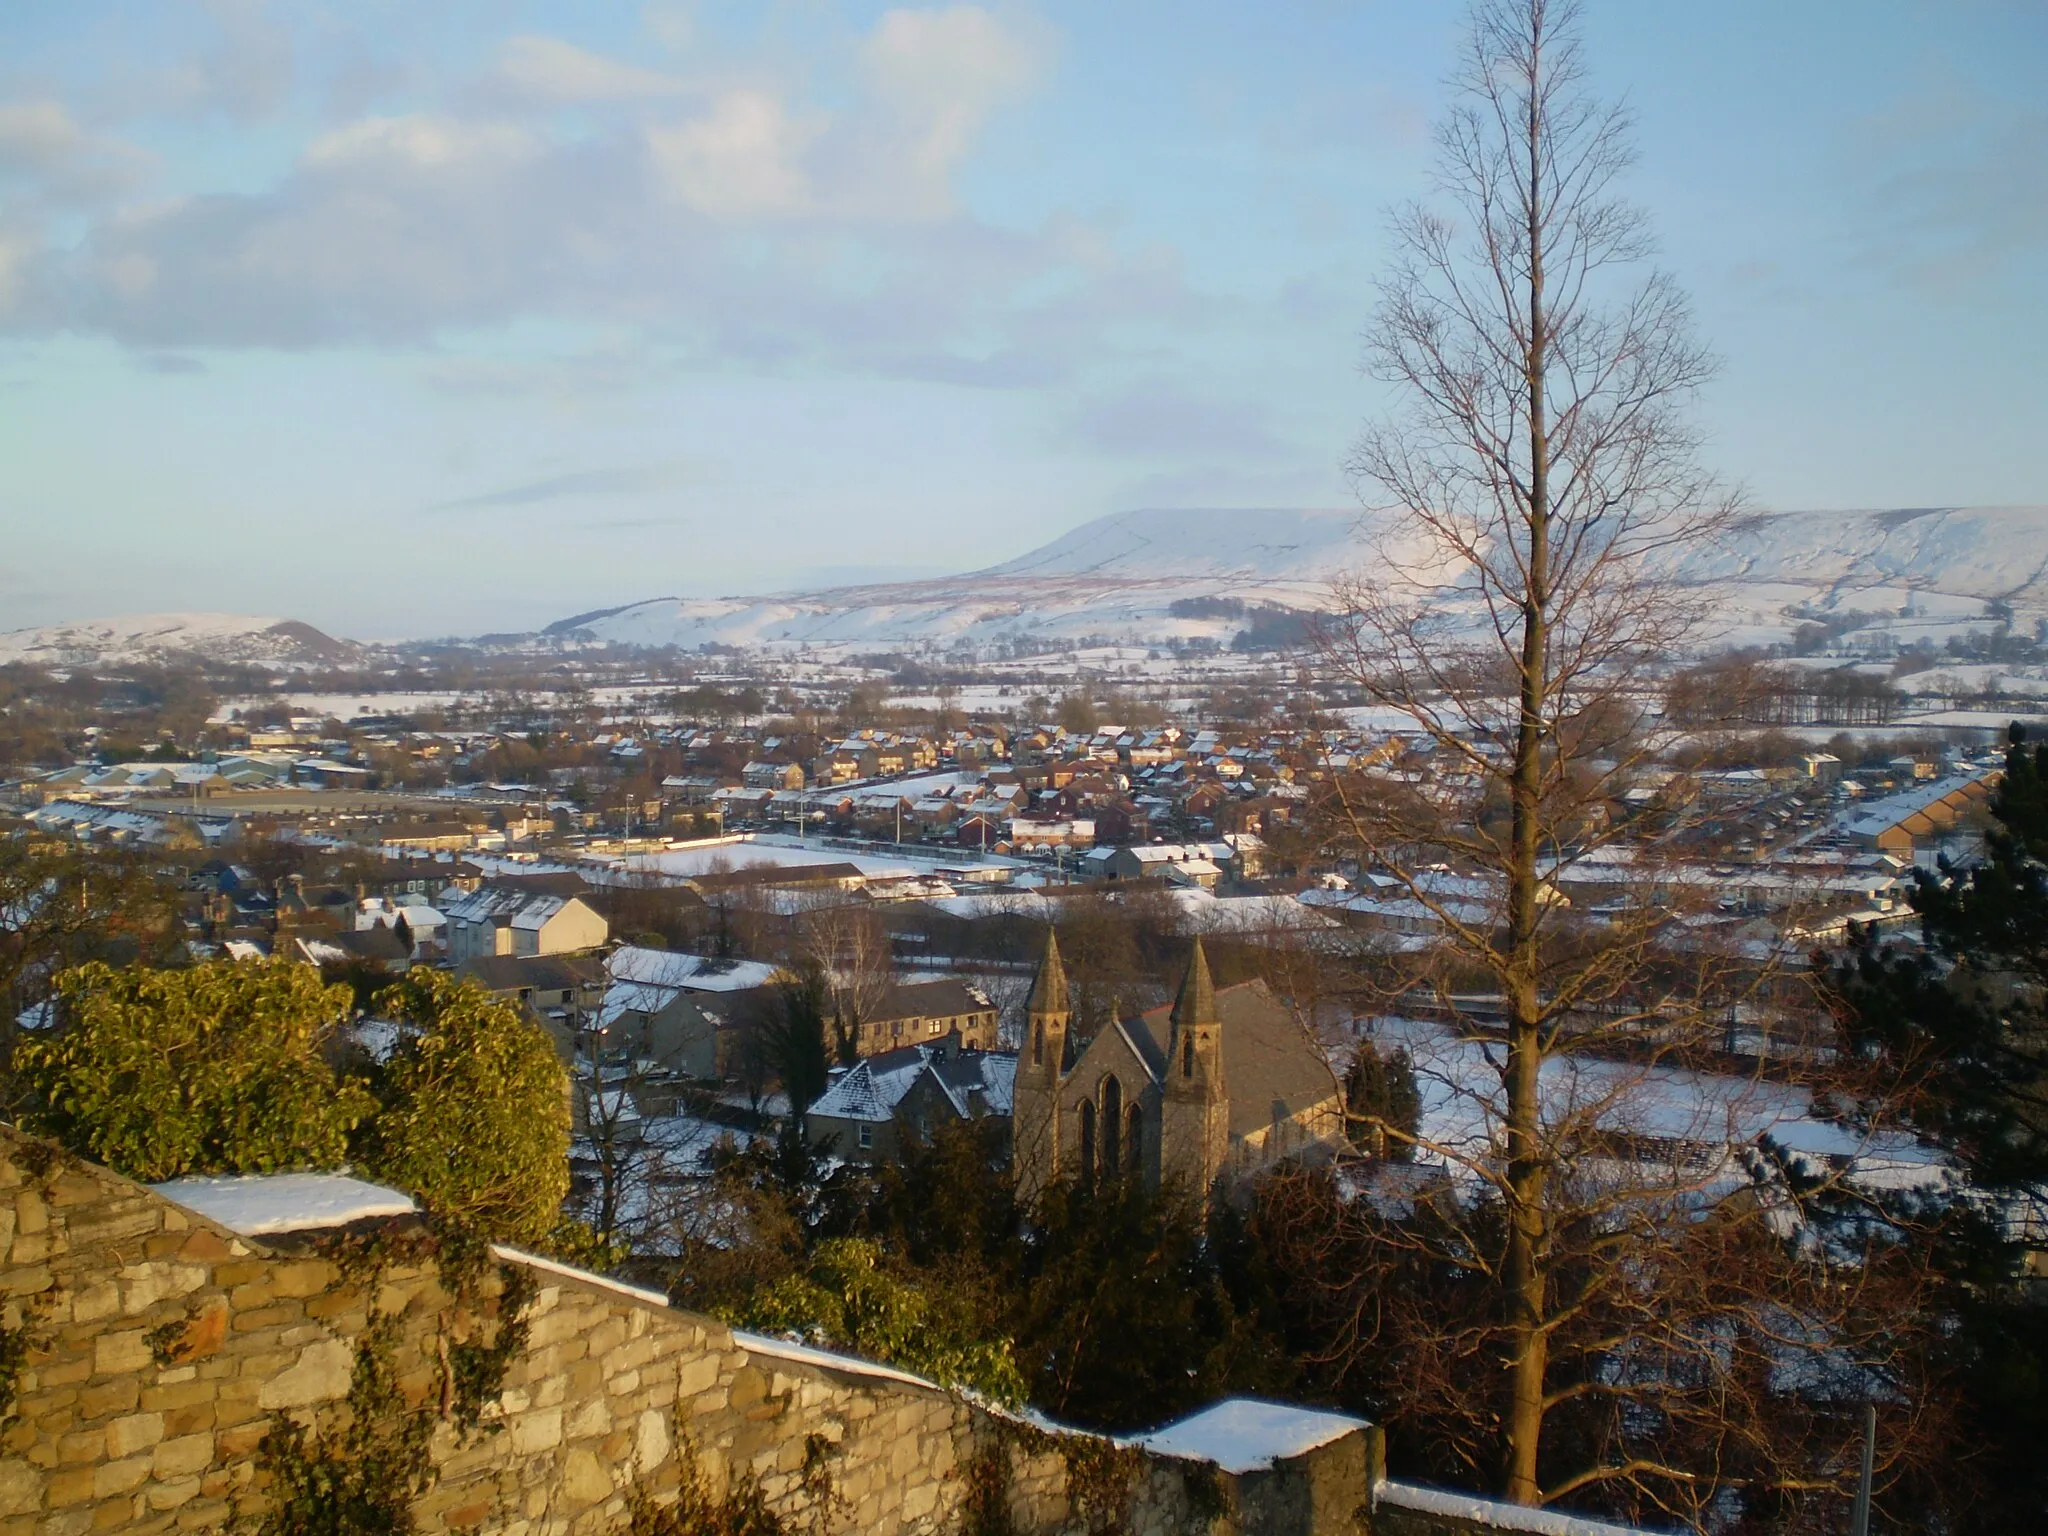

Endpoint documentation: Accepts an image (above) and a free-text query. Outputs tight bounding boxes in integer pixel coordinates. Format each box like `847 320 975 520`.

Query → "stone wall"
0 1127 1370 1536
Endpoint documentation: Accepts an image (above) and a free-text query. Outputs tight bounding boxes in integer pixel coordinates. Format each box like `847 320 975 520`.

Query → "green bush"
354 971 570 1245
729 1238 1026 1405
11 959 372 1182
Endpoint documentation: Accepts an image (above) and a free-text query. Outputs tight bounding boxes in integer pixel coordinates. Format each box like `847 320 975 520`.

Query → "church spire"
1027 927 1070 1016
1170 936 1217 1032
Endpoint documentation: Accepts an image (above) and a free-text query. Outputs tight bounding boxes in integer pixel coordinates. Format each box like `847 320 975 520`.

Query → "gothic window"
1183 1032 1195 1078
1078 1100 1096 1190
1031 1020 1043 1066
1101 1076 1123 1175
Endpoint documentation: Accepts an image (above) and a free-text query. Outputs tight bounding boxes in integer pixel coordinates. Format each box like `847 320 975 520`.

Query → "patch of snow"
730 1329 940 1391
489 1245 671 1309
1376 1479 1679 1535
150 1173 415 1235
1140 1398 1368 1474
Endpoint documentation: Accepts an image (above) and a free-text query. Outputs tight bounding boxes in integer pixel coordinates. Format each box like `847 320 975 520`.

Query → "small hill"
0 613 364 670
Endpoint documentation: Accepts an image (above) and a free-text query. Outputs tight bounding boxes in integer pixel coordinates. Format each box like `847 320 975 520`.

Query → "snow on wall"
1139 1396 1369 1474
1377 1479 1679 1535
149 1172 417 1235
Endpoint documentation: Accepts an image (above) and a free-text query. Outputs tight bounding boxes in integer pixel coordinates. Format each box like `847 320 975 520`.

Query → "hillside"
547 505 2048 656
0 613 363 670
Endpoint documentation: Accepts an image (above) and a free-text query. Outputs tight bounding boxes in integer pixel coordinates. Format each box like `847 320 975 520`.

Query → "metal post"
1850 1401 1874 1536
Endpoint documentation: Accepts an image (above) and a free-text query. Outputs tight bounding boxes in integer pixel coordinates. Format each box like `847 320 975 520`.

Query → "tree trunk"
1502 22 1552 1504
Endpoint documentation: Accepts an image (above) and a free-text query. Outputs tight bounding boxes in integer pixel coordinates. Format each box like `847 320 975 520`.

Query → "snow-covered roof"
606 945 782 993
1139 1398 1367 1474
150 1173 416 1235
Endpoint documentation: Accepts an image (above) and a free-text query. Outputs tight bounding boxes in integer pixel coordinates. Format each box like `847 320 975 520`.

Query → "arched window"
1031 1020 1043 1066
1126 1105 1144 1174
1183 1033 1195 1078
1100 1076 1123 1176
1078 1100 1096 1190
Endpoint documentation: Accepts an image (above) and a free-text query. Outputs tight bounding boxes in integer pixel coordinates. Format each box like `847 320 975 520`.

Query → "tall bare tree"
1313 0 1949 1519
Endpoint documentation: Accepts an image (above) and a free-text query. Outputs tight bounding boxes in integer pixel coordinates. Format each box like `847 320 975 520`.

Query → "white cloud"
497 35 683 103
305 115 537 172
0 99 148 202
647 90 814 219
859 6 1051 205
0 5 1204 380
0 101 88 170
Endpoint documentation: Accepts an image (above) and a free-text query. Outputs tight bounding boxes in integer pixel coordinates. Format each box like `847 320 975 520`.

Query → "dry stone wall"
0 1127 1375 1536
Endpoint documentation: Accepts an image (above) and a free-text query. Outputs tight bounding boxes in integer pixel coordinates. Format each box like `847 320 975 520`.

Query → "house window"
858 1124 874 1150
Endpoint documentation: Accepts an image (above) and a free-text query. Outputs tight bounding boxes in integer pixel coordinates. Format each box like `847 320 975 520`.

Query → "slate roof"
807 1045 1018 1125
457 952 604 994
1130 979 1340 1139
859 978 995 1025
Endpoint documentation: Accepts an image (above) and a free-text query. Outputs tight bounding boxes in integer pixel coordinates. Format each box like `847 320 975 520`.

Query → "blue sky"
1 1 2042 639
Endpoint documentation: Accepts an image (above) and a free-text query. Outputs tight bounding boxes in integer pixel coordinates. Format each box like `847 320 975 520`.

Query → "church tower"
1159 937 1230 1195
1012 928 1071 1204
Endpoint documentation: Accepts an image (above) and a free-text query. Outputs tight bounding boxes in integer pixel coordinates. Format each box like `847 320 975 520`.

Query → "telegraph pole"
1850 1402 1875 1536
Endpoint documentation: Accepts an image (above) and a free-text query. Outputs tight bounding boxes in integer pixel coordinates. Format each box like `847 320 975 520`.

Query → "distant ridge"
545 504 2048 656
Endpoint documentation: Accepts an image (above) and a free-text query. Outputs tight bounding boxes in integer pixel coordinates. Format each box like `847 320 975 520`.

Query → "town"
5 0 2046 1533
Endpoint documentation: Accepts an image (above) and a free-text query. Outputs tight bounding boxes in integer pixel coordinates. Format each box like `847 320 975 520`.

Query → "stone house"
842 979 1000 1057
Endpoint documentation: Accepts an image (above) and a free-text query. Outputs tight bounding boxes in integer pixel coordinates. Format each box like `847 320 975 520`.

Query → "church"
1011 931 1347 1203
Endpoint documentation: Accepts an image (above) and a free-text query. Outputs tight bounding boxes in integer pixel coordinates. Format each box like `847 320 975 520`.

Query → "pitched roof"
1133 979 1338 1139
1026 928 1070 1014
457 952 604 994
859 978 995 1026
1170 937 1217 1031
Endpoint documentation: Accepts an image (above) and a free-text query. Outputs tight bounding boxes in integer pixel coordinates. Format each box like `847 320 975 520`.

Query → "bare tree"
1311 0 1951 1519
791 894 896 1061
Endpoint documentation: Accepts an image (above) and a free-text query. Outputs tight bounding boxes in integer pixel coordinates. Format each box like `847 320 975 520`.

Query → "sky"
0 0 2043 641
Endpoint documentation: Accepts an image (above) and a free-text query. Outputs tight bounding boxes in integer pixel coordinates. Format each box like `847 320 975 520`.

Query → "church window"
1101 1076 1123 1175
1078 1101 1096 1190
1183 1033 1195 1078
1031 1021 1043 1065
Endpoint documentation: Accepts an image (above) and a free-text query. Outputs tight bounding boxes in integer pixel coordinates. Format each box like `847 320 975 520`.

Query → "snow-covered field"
208 691 468 722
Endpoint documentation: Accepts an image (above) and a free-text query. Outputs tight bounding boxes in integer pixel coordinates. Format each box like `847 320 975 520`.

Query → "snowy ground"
1356 1015 1949 1196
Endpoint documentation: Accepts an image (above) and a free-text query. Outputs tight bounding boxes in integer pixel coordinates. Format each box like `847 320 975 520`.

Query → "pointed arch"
1078 1099 1096 1190
1100 1075 1123 1176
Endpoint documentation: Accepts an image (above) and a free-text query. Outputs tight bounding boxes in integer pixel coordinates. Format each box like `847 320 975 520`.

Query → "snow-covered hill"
0 613 362 670
548 505 2048 657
